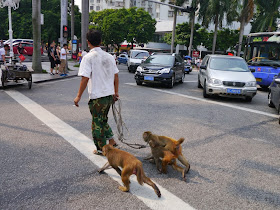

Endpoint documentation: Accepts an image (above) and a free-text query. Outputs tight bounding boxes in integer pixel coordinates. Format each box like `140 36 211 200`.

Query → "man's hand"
74 96 81 107
113 93 119 101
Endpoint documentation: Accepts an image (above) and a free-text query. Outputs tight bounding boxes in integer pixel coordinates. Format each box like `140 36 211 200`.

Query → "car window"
131 51 149 59
209 57 249 72
144 54 175 66
175 55 183 63
201 56 209 66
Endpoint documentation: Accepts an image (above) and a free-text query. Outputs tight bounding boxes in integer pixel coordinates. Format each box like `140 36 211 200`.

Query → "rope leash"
112 99 147 149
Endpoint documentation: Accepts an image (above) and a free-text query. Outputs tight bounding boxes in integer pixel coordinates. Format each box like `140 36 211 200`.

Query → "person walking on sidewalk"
54 45 61 74
17 42 27 65
48 42 56 75
74 29 119 155
59 44 68 76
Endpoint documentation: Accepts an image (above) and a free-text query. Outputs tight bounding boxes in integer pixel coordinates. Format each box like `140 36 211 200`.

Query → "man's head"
4 44 9 50
86 29 102 47
63 44 68 49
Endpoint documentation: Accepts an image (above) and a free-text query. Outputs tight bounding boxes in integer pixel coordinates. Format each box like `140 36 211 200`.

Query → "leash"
112 98 148 149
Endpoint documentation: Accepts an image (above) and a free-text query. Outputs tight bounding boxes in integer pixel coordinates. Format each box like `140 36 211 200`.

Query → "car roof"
206 54 243 59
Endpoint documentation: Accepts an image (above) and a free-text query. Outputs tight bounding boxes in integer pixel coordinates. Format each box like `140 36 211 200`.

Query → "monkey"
143 131 190 174
98 144 161 198
148 136 187 181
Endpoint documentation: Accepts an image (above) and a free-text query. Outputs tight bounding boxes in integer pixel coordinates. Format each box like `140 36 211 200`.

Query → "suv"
134 53 185 88
128 50 149 72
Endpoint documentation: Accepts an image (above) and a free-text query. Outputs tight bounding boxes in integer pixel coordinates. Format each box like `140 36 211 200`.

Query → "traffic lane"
0 91 149 209
18 76 280 209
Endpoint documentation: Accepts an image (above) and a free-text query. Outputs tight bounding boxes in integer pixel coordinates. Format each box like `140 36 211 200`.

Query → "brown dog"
99 144 161 198
143 131 190 177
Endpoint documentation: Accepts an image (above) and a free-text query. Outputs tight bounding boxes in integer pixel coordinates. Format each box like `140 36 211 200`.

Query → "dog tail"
176 137 185 146
136 161 144 185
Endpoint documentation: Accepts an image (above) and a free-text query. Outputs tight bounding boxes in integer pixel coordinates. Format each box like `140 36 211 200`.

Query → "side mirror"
200 65 206 70
250 68 255 72
275 78 280 84
175 62 181 66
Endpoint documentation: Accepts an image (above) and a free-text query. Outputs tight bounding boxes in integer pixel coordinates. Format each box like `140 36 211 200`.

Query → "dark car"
268 73 280 122
134 53 185 88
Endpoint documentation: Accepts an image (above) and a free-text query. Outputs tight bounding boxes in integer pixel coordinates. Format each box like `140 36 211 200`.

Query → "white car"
127 50 149 73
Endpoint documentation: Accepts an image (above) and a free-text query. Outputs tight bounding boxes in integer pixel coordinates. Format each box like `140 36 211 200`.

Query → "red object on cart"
19 54 26 62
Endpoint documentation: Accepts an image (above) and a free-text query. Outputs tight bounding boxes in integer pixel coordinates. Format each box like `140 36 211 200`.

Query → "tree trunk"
171 9 177 53
188 15 195 56
32 0 42 72
81 0 89 51
237 16 245 57
71 0 75 41
212 14 218 54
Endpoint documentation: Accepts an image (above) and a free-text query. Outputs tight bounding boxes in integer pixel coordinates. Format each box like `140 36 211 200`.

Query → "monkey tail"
136 162 144 185
176 137 185 146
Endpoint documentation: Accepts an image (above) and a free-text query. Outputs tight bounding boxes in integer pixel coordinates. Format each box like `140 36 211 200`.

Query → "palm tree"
199 0 238 54
253 0 280 32
32 0 42 72
237 0 254 56
188 0 199 56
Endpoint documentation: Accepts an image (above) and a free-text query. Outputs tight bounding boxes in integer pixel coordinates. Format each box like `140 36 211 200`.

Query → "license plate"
144 76 154 81
256 78 262 82
227 89 241 94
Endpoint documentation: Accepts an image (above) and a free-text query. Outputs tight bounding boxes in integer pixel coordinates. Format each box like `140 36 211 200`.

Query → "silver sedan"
198 55 257 102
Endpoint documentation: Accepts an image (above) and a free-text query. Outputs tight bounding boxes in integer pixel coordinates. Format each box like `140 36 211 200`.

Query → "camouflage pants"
88 95 114 150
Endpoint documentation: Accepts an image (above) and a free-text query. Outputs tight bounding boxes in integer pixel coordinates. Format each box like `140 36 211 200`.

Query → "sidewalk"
25 59 80 83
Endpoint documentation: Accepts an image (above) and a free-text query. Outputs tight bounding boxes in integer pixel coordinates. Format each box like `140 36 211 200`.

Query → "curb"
33 74 78 84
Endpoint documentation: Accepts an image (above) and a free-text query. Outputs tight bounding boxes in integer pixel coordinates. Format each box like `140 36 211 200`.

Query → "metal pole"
81 0 89 51
170 9 177 54
8 5 14 63
60 0 68 46
71 0 75 41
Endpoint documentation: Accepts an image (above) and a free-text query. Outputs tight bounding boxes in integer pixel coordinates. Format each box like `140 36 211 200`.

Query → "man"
48 42 56 75
74 30 119 155
0 44 9 65
59 44 68 76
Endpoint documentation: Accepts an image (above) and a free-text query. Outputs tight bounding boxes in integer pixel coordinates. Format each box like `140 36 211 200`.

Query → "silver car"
198 55 257 102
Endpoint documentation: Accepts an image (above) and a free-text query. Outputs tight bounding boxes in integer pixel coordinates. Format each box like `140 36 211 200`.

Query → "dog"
98 144 161 198
143 131 190 176
147 136 187 180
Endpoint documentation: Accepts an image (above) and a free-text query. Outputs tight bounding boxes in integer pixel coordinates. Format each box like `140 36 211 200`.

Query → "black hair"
86 29 102 46
4 44 9 48
63 44 68 47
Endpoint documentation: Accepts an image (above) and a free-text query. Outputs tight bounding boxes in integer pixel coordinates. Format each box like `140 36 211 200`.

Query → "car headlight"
245 81 256 87
209 78 222 85
159 68 171 74
136 66 144 72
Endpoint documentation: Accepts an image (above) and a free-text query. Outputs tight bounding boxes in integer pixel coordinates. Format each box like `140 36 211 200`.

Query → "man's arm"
74 76 89 107
114 73 119 101
2 54 5 63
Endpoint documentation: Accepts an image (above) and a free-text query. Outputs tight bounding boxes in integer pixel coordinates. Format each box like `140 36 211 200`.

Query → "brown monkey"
148 137 187 180
99 144 161 198
143 131 190 174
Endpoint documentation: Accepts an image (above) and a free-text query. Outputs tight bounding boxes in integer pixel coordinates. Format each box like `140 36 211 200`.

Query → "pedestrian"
54 45 61 74
0 40 4 48
17 42 27 64
74 29 119 155
0 44 9 65
59 44 68 76
48 42 56 75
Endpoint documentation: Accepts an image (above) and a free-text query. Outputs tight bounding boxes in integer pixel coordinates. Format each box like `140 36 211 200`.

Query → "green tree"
251 0 280 32
199 0 238 54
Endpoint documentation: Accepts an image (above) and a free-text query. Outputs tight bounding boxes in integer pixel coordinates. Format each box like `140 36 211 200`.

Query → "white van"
127 49 149 72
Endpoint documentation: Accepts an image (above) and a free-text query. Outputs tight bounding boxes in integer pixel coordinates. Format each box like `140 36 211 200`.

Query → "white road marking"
183 81 197 83
126 83 279 119
5 90 195 210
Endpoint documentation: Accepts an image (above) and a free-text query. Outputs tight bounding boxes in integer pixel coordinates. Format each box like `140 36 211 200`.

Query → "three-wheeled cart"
1 62 32 89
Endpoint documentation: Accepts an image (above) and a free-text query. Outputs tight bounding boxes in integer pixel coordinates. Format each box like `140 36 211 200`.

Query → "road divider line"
5 90 195 210
126 83 279 119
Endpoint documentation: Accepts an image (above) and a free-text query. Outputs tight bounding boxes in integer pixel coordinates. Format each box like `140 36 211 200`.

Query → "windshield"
209 57 249 72
245 43 280 67
144 55 174 66
131 51 149 59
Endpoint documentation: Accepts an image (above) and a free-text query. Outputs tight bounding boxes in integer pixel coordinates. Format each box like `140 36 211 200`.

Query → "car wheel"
168 74 175 88
179 73 185 83
136 80 142 85
268 91 275 108
203 80 209 98
245 96 252 102
198 75 202 88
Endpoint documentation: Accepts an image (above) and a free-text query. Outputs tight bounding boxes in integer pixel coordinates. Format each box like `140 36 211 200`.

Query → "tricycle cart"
1 63 32 89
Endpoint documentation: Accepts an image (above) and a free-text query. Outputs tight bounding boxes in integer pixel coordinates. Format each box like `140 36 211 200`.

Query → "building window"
96 6 100 10
97 0 100 3
168 10 173 17
90 5 94 10
148 7 152 14
90 0 94 3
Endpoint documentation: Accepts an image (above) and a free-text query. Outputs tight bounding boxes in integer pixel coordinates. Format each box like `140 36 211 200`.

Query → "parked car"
198 55 257 102
117 54 128 64
13 42 43 56
5 39 33 45
184 60 192 74
268 73 280 120
127 49 149 72
134 53 185 88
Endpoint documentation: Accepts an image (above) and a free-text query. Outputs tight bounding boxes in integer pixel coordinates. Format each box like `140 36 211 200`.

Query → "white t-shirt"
0 48 5 61
78 47 119 99
60 48 67 60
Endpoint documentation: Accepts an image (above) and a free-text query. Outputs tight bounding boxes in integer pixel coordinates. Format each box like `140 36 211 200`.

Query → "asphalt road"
0 64 280 210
